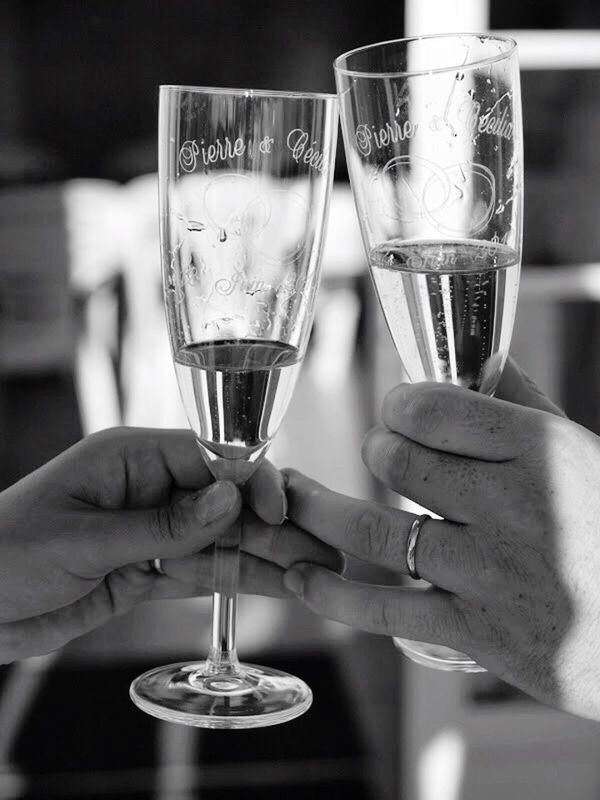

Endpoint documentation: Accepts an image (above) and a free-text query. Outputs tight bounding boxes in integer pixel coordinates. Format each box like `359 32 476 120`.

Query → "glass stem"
206 504 242 676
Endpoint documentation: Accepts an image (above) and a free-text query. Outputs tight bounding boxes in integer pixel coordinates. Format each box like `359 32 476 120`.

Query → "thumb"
88 480 241 571
495 358 566 418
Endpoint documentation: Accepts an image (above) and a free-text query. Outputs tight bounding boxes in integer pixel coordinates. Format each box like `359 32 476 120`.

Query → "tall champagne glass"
130 86 338 725
335 35 523 672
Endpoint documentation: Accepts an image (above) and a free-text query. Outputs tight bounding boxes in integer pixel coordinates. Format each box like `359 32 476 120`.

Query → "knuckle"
466 539 502 584
467 607 505 656
405 387 445 436
347 507 396 562
467 567 508 610
86 426 129 451
485 534 529 584
546 413 575 449
452 597 491 649
526 412 574 466
365 594 399 635
479 562 506 594
265 526 288 563
462 537 507 597
106 568 154 615
151 504 185 546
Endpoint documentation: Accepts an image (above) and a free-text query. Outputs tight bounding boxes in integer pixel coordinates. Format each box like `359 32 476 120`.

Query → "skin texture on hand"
282 359 600 721
0 427 342 664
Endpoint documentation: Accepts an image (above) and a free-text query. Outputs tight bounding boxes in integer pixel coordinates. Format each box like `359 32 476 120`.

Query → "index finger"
64 428 212 508
284 469 477 592
382 382 542 460
112 432 286 523
245 460 287 525
284 565 469 648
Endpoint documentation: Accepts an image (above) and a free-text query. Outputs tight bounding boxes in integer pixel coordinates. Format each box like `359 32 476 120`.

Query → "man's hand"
0 427 341 663
281 360 600 720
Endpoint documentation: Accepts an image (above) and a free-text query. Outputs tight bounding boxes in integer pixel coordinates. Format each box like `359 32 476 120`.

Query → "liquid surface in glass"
174 339 301 476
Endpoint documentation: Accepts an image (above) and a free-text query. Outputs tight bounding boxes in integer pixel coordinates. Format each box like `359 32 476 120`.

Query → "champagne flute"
129 85 338 725
335 34 523 672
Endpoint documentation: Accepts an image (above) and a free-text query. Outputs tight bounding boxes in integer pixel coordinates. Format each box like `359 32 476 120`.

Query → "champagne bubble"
369 239 519 389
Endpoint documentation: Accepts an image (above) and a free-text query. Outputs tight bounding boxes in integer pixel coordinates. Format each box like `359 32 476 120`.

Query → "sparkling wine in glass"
335 34 523 671
129 85 338 725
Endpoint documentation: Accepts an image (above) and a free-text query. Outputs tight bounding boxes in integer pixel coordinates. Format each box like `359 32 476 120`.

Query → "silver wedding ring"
406 514 431 581
150 557 166 575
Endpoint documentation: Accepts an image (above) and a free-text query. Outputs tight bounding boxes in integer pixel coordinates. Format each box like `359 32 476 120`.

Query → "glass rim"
159 84 337 101
333 32 518 79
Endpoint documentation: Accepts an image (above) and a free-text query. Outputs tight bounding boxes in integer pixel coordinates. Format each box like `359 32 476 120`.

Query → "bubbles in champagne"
370 239 520 392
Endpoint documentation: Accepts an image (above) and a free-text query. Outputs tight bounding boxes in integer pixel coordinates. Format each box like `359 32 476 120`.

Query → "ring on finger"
150 557 166 575
406 514 432 581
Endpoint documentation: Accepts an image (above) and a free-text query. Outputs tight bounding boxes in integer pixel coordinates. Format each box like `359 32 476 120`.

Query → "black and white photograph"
2 1 600 798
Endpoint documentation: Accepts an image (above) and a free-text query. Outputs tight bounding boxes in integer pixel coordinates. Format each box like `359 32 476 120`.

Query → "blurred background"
2 0 600 798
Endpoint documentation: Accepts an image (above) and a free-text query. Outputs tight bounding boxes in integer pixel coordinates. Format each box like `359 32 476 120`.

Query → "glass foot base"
394 639 486 673
130 661 313 729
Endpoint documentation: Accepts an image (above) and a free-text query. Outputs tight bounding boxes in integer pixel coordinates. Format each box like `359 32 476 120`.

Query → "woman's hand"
282 360 600 720
0 427 341 663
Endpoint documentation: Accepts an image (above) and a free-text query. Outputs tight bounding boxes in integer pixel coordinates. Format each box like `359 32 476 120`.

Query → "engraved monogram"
373 155 496 237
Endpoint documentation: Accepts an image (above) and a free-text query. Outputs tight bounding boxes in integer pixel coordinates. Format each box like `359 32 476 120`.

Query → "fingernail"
197 481 238 523
386 383 410 407
335 551 347 574
320 549 346 574
284 565 308 599
277 477 288 525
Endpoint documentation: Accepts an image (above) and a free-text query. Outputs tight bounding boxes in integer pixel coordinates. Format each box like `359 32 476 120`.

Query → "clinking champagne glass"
129 85 338 726
335 35 523 672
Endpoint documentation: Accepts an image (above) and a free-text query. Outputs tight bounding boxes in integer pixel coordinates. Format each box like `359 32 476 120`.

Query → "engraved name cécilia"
285 129 327 171
460 99 513 140
178 128 326 173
